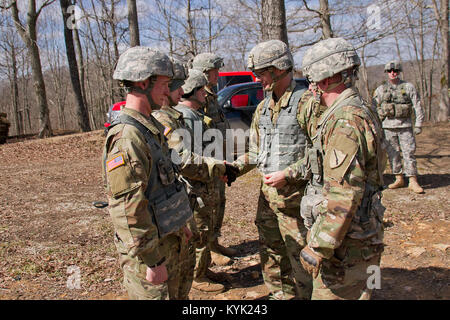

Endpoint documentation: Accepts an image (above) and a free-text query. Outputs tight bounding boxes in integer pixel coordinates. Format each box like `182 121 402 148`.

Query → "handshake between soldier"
222 161 239 187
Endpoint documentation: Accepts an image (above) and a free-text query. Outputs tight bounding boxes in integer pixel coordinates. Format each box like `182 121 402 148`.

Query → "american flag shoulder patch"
163 126 172 136
106 153 125 172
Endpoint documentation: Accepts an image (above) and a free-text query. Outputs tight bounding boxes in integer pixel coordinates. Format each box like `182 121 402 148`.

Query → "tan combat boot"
211 251 232 266
388 174 405 189
408 176 424 194
192 277 225 293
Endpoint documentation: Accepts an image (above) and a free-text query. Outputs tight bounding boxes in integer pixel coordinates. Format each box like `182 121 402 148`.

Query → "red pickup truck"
217 71 256 91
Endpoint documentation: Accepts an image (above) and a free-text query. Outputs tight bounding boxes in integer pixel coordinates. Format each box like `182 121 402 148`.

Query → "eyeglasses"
253 68 271 78
387 69 400 73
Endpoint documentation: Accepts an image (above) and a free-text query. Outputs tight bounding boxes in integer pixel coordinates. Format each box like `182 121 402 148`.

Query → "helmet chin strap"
131 78 163 110
266 69 290 92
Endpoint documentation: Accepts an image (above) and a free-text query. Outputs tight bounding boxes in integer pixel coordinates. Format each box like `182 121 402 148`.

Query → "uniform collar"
122 107 161 135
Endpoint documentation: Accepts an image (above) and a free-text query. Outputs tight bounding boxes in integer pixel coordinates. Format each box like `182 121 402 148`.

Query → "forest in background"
0 0 448 137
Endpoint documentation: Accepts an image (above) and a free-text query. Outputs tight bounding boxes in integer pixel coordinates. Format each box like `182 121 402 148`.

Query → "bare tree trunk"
11 46 21 136
261 0 289 46
73 27 87 108
318 0 333 39
60 0 91 132
432 0 449 121
186 0 197 56
127 0 140 46
9 0 54 138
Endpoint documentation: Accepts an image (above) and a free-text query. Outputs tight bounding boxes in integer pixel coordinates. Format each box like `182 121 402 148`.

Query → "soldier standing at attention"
153 60 238 296
173 68 228 293
373 61 425 193
231 40 312 300
298 37 386 300
102 47 193 300
191 53 237 264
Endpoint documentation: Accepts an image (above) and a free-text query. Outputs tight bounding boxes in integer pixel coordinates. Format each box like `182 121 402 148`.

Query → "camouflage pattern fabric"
384 127 418 176
299 88 385 300
173 104 220 279
203 86 230 243
113 46 173 82
182 69 208 95
372 80 424 129
373 80 423 177
311 238 381 300
384 60 402 72
192 52 224 73
153 104 228 288
247 40 293 71
103 107 187 299
233 80 312 299
301 37 361 83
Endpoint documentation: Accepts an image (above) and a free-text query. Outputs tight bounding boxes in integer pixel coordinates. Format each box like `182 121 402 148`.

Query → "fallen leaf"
432 244 450 252
406 247 426 258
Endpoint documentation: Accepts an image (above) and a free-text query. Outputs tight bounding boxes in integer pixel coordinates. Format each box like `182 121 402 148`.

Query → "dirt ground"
0 123 448 300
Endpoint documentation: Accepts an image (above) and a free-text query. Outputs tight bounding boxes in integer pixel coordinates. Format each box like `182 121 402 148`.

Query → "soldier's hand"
224 162 239 186
414 127 422 135
146 263 168 285
300 246 322 279
264 171 287 189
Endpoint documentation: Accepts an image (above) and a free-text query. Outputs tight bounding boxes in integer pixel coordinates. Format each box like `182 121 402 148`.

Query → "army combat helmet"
113 46 173 108
247 40 293 90
384 60 402 73
170 58 188 92
192 53 224 73
247 40 293 72
182 69 208 107
302 37 360 84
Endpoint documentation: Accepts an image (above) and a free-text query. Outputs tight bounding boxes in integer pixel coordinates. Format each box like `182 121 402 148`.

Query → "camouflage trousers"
190 182 220 279
212 179 226 242
384 127 418 176
311 238 383 300
255 192 313 300
119 230 193 300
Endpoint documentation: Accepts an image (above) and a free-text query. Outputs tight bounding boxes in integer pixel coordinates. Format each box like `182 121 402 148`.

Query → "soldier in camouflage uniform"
169 68 227 293
232 40 312 300
373 61 425 194
102 46 194 300
296 37 386 300
153 60 238 295
192 53 237 265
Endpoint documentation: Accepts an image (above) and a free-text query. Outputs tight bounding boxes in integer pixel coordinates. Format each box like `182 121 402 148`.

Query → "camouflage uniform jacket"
372 80 424 129
304 88 385 259
204 86 230 155
234 79 309 210
152 105 225 182
102 107 174 267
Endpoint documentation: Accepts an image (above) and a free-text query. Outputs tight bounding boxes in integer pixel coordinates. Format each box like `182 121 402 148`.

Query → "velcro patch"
106 153 125 172
329 149 347 169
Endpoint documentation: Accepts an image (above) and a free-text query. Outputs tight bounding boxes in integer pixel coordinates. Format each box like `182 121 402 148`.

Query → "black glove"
224 163 239 186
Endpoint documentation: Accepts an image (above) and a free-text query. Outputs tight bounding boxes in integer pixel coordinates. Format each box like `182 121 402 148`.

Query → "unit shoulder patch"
329 148 347 169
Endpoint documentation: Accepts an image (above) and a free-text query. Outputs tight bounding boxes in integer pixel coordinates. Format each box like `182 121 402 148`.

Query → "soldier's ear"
137 79 150 90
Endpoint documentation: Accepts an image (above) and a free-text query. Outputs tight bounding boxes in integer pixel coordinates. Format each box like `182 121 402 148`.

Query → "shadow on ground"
372 267 449 300
383 173 450 190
